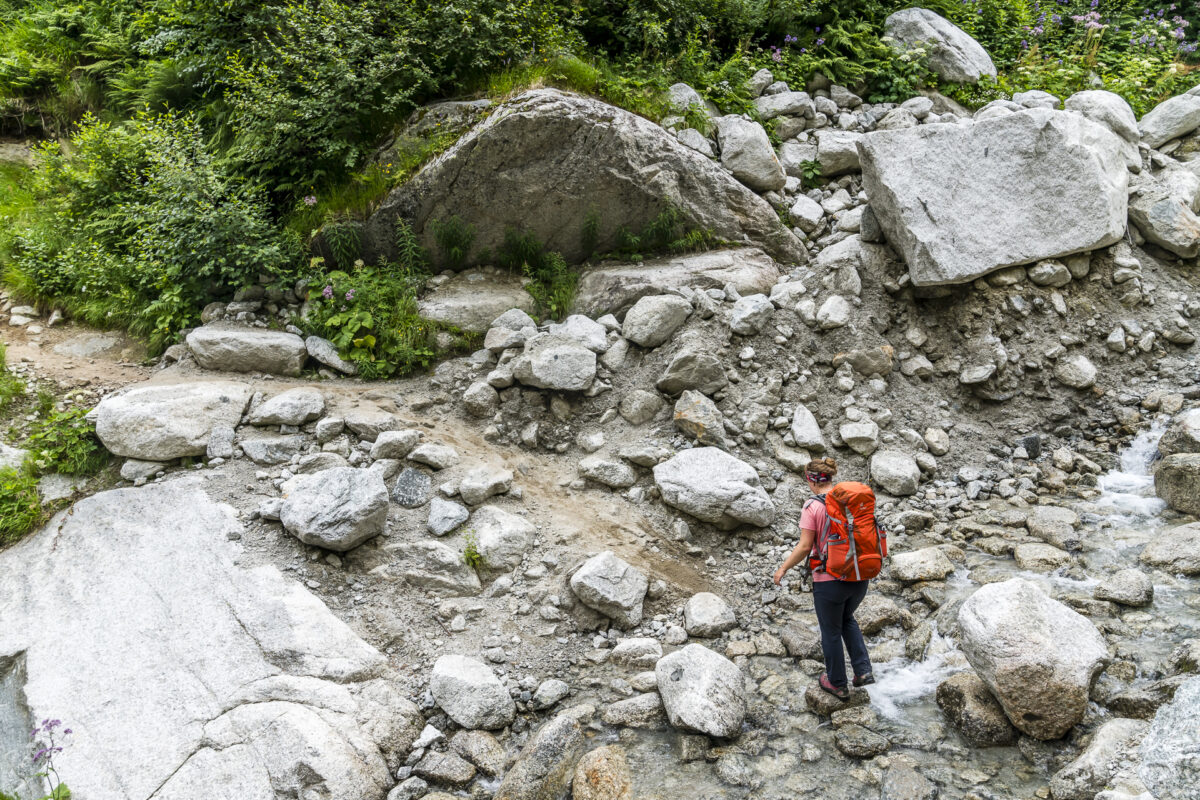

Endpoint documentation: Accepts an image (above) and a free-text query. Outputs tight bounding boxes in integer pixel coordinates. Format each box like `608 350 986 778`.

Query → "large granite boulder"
1139 93 1200 148
858 109 1128 286
280 467 390 551
1128 167 1200 258
364 89 805 266
186 325 308 375
430 655 516 730
713 115 786 192
1141 520 1200 575
1155 456 1200 517
511 332 597 392
493 713 583 800
1160 408 1200 456
569 551 649 629
1051 718 1150 800
1139 676 1200 800
417 269 537 334
935 671 1018 747
572 248 781 318
958 578 1109 740
91 381 252 460
655 644 746 738
0 480 414 799
652 447 776 529
883 8 997 84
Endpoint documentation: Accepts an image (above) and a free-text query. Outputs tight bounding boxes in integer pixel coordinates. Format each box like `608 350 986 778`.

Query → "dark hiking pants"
813 579 872 688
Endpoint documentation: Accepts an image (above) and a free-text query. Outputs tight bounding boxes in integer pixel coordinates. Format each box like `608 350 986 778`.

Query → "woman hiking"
772 457 875 700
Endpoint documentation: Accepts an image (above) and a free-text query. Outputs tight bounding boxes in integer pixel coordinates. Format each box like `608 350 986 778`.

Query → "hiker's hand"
772 566 786 586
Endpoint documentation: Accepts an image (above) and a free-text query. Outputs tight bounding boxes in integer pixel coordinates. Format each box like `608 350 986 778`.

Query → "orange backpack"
807 482 888 581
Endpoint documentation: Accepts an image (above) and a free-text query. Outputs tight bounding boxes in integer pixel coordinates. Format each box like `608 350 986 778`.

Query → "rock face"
1051 718 1150 800
1138 675 1200 800
1141 521 1200 575
186 325 308 376
958 579 1109 740
859 109 1128 286
569 551 649 628
935 671 1018 747
1155 456 1200 517
430 655 517 730
418 270 537 334
0 480 411 799
280 467 390 551
653 447 776 529
883 8 997 84
655 644 747 738
364 89 804 266
572 248 781 318
92 381 252 460
493 713 583 800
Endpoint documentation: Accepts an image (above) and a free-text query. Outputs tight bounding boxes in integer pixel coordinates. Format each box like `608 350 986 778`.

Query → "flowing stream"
612 419 1198 799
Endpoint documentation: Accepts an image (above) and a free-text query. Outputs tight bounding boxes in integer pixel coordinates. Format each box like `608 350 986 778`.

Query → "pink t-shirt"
800 497 836 582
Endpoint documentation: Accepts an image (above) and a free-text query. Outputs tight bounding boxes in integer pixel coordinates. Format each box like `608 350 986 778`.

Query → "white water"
1096 420 1169 522
869 626 967 720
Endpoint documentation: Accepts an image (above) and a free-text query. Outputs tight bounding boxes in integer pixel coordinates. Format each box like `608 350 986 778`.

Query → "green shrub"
431 216 476 271
496 228 577 320
6 111 293 351
25 406 107 476
462 531 483 570
0 464 40 544
0 343 23 414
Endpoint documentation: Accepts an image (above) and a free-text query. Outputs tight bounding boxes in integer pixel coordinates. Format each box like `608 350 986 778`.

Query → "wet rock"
92 381 252 460
494 712 583 800
621 295 693 348
958 578 1109 740
427 497 469 536
186 325 308 376
804 683 870 717
871 450 921 495
1138 676 1200 800
1014 542 1072 571
655 644 747 738
889 547 955 582
1093 569 1154 607
684 592 738 637
781 624 823 660
859 110 1127 286
601 692 667 728
1027 505 1083 551
653 447 776 529
882 762 937 800
1050 718 1149 800
280 468 390 551
570 551 649 628
572 745 633 800
513 332 598 392
430 655 516 730
1155 457 1200 517
248 387 325 426
856 593 903 634
883 8 996 83
936 671 1018 746
835 723 889 758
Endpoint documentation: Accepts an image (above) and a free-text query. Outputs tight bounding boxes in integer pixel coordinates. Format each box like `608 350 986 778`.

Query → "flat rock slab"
91 381 252 460
573 248 780 318
0 480 412 799
51 333 122 358
364 89 805 267
418 270 538 334
859 108 1127 286
186 325 307 375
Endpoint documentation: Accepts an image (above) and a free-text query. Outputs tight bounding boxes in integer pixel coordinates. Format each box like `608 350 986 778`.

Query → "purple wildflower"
322 285 333 299
345 289 356 301
303 195 317 206
816 37 825 46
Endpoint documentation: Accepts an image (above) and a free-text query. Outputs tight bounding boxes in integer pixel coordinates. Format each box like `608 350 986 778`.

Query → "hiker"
772 457 879 700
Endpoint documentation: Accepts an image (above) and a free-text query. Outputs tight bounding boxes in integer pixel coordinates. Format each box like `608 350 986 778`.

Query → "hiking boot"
818 673 850 700
853 673 875 687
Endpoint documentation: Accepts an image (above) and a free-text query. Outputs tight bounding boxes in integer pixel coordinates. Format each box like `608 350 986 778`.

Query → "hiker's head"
804 457 837 490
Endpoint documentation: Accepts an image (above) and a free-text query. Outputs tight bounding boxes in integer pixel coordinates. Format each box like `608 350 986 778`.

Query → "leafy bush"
0 464 40 544
431 216 476 271
497 228 578 320
0 342 24 414
25 406 108 476
6 111 293 351
462 531 483 570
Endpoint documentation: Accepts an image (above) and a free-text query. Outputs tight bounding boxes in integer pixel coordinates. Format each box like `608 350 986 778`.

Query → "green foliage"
607 204 718 260
462 531 483 570
431 216 476 271
0 343 24 414
581 208 601 259
322 219 363 270
497 228 578 320
798 158 822 189
0 463 40 544
25 406 108 476
5 111 293 351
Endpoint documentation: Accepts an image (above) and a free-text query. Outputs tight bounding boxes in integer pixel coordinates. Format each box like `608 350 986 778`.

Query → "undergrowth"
0 343 24 414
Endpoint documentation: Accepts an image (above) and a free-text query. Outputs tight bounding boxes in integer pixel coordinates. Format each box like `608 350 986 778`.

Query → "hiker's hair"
804 457 838 483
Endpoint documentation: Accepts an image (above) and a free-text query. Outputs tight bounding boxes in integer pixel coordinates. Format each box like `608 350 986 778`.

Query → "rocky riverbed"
3 7 1200 800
